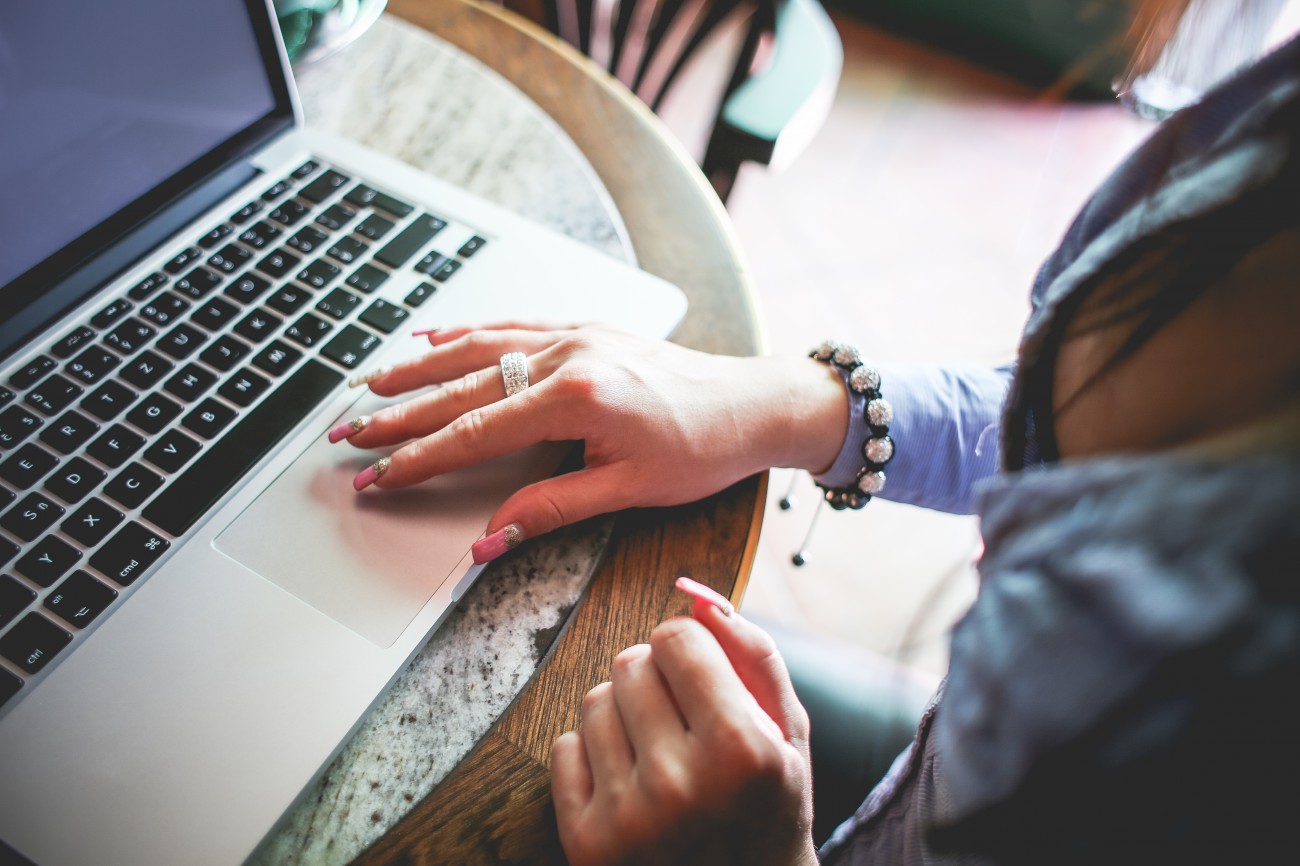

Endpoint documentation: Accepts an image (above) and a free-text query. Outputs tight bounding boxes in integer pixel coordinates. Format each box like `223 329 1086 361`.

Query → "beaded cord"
809 340 894 510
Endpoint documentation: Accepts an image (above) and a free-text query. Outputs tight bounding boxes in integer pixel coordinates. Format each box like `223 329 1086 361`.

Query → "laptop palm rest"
214 392 566 647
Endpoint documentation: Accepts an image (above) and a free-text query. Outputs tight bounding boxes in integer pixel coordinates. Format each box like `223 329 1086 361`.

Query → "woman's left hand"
550 600 819 866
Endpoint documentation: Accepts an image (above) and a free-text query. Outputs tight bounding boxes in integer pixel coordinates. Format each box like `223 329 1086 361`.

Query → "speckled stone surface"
251 15 630 865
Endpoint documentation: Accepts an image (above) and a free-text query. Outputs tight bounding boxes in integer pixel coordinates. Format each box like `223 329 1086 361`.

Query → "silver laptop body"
0 2 686 864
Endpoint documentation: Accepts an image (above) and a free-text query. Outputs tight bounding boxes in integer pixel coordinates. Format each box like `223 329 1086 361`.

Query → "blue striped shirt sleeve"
812 363 1012 515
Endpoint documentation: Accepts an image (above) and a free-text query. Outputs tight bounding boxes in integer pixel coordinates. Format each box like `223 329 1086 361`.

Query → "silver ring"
500 352 529 397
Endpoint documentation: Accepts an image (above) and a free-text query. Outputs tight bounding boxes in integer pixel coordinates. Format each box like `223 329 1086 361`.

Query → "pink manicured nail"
353 456 390 491
328 415 370 443
471 523 524 564
411 327 440 338
348 366 391 389
675 576 734 617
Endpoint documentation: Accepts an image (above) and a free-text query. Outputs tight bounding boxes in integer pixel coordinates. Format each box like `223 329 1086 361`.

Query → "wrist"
752 355 851 475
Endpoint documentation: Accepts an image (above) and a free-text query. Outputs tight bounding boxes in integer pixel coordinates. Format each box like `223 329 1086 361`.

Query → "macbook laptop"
0 2 687 864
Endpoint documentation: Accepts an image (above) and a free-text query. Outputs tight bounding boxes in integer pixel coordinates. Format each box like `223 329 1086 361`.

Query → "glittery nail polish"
353 456 390 491
348 366 391 389
471 523 524 564
327 415 370 443
674 576 734 617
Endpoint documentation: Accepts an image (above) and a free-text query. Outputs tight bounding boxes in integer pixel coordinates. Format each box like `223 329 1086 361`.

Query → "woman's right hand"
331 324 849 560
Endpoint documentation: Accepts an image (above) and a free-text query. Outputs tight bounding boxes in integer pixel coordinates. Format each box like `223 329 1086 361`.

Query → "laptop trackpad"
214 426 565 648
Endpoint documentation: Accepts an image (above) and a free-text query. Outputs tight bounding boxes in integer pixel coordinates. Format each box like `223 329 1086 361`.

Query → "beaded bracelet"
809 340 894 510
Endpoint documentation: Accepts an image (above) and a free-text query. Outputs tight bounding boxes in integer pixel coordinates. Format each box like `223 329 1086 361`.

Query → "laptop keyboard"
0 158 488 710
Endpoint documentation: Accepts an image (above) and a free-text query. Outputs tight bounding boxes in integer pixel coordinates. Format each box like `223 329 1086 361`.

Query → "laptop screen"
0 0 293 359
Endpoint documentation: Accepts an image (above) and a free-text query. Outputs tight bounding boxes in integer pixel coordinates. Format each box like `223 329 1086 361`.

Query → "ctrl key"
90 521 171 587
0 612 72 675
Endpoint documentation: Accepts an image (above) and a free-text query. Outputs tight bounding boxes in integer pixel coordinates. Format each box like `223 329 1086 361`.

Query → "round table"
253 2 767 863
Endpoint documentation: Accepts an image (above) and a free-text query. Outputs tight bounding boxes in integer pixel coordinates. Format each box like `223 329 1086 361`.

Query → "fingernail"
411 327 440 338
471 523 524 564
348 366 391 388
353 456 390 491
328 415 371 443
675 576 734 617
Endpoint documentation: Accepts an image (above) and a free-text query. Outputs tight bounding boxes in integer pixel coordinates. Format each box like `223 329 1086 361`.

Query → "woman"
329 6 1300 862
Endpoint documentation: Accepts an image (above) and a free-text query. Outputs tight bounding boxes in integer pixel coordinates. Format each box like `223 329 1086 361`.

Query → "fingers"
551 730 593 820
580 681 634 786
647 618 760 735
482 463 634 537
423 321 585 348
360 328 565 397
611 644 685 756
689 605 809 748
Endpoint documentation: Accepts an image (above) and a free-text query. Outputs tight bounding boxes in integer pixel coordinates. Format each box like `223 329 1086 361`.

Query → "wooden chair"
492 0 843 203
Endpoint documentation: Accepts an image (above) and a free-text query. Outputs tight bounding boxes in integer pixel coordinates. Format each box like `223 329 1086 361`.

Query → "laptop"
0 1 687 863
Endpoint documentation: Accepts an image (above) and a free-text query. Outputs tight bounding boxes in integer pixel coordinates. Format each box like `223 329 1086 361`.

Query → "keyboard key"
345 263 389 294
291 159 319 179
0 612 71 674
285 313 332 348
90 521 170 586
43 456 106 504
372 191 414 219
197 224 235 250
0 388 9 407
81 380 138 422
15 536 82 588
315 203 356 232
104 463 164 510
125 392 182 435
39 410 99 455
156 323 207 360
404 282 437 308
300 169 350 203
162 246 203 275
429 259 462 283
10 355 57 389
207 243 251 274
1 575 36 628
143 429 201 474
374 214 445 268
224 273 273 305
174 267 223 300
25 374 84 416
198 334 250 372
217 369 271 408
415 252 449 275
266 285 311 315
354 213 394 241
90 298 134 330
104 318 157 355
0 405 43 449
182 398 236 440
233 309 282 343
261 180 292 201
191 297 240 331
50 326 97 360
315 288 361 320
0 667 19 707
344 184 379 207
1 492 65 542
0 537 16 567
139 292 191 326
86 424 145 468
143 360 343 536
238 220 281 249
62 497 124 547
359 299 410 334
65 347 120 385
458 235 487 257
251 341 302 377
320 325 381 370
286 226 330 255
0 443 59 490
44 570 118 629
120 350 174 390
126 271 169 301
296 258 340 290
327 236 368 265
164 364 218 403
267 199 309 226
230 200 265 225
257 248 301 279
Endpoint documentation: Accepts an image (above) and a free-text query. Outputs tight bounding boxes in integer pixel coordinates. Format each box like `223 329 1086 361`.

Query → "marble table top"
252 14 631 865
